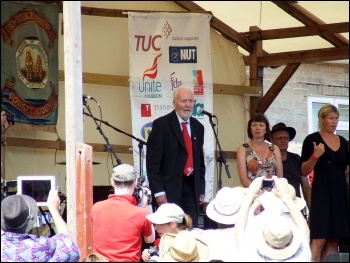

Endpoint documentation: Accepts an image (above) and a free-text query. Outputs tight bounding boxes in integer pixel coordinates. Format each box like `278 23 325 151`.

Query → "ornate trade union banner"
1 1 59 132
128 12 215 202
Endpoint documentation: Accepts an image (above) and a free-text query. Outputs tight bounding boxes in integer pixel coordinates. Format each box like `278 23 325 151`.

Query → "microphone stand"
208 116 231 193
83 110 147 178
83 100 122 166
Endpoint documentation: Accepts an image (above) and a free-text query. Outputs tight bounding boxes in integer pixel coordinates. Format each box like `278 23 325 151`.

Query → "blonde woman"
141 203 193 262
301 103 349 262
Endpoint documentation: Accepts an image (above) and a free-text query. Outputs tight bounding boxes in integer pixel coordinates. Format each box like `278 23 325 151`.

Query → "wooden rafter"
258 46 349 67
272 1 349 47
243 22 349 41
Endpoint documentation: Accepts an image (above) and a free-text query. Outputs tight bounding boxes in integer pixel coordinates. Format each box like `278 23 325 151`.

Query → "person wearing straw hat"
1 190 80 262
270 122 311 219
159 230 209 262
235 176 311 262
201 187 246 262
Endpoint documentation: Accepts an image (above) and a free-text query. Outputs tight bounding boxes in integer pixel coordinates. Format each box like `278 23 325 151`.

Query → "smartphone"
262 178 274 191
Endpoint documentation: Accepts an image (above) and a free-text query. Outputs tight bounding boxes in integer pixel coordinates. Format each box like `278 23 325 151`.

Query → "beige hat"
257 216 301 260
206 187 245 225
159 230 209 262
112 164 138 182
146 203 184 224
283 184 306 212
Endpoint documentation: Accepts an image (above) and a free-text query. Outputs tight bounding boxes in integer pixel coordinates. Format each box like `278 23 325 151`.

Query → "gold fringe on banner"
10 123 57 133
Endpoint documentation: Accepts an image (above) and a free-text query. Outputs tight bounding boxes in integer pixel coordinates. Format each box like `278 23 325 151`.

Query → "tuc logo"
134 35 161 52
169 46 197 63
141 122 153 141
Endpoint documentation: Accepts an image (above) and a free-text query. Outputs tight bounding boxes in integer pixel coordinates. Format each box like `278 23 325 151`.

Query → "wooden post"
249 26 264 116
63 1 84 247
76 143 93 259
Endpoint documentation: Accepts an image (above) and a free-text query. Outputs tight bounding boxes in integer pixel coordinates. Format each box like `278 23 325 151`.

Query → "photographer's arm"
1 111 11 134
235 177 264 248
47 189 70 235
272 177 309 241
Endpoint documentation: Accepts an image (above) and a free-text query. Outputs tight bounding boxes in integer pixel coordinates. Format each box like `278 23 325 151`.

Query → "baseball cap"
112 164 138 182
146 203 184 224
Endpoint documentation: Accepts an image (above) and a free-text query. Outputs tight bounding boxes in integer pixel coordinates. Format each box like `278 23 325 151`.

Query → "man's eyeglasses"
273 136 290 141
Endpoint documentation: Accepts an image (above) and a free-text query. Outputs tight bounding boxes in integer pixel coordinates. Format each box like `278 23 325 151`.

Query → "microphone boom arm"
83 110 147 177
84 104 122 166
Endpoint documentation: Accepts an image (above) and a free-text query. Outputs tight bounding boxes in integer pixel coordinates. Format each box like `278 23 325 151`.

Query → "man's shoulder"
190 116 204 128
287 151 301 161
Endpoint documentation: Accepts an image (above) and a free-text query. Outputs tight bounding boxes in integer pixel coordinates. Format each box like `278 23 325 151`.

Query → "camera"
262 178 274 191
148 246 159 257
132 183 152 206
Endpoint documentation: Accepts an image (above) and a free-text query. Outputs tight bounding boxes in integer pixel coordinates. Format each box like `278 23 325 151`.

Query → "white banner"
128 12 214 201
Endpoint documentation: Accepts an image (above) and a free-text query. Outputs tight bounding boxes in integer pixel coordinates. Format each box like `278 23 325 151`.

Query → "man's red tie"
182 121 193 176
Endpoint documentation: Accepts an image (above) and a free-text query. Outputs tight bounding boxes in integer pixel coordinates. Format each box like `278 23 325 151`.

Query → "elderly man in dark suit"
146 86 206 227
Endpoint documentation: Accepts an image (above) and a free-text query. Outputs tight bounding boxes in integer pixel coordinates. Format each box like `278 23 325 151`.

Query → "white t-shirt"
201 227 241 262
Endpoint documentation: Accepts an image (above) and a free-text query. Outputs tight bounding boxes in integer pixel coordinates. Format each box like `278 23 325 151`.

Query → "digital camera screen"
21 180 52 203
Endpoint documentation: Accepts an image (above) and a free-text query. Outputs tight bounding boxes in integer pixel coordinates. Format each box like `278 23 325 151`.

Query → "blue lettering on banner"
138 80 162 98
169 46 197 63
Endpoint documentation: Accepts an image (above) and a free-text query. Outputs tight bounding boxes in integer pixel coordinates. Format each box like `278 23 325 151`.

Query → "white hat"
283 184 306 212
257 216 301 260
112 164 138 182
146 203 184 224
159 230 209 262
206 187 245 225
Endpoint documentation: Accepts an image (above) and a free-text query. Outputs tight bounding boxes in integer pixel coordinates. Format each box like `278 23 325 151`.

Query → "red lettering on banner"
3 86 57 118
1 9 57 48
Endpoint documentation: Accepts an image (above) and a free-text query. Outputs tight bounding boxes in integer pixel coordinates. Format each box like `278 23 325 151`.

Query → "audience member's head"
159 230 209 262
256 216 301 261
146 203 192 236
283 184 306 213
206 187 245 227
1 194 38 234
80 252 108 262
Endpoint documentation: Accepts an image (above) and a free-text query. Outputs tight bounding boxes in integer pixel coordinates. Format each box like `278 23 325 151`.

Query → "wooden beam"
59 70 261 96
244 22 349 41
174 1 254 53
257 46 349 67
258 63 300 113
5 137 237 159
272 1 349 47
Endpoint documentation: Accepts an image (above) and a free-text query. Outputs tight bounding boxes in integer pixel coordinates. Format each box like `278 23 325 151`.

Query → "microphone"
83 94 99 106
199 108 216 118
83 94 95 100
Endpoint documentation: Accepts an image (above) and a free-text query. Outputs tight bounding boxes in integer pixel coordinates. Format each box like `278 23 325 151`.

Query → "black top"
301 132 349 239
282 152 303 197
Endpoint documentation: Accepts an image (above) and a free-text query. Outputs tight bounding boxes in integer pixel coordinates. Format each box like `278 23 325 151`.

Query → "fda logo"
169 46 197 64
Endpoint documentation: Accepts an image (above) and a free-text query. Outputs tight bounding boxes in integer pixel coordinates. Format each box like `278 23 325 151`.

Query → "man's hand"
199 194 205 205
156 195 167 206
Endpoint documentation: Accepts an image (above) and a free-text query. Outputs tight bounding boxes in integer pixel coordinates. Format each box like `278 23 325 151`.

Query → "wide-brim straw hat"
283 184 306 212
206 187 245 225
256 216 301 260
159 230 209 262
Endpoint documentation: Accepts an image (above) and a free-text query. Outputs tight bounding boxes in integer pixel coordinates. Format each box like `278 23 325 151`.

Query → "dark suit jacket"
146 110 206 213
